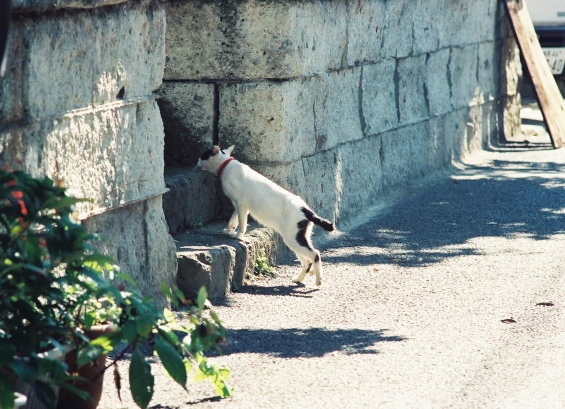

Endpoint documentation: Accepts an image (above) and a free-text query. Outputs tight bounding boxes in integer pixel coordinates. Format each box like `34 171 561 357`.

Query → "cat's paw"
315 277 322 286
292 275 304 284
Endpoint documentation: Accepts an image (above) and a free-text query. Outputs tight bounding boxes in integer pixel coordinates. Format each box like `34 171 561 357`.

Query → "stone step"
173 222 292 301
163 167 232 234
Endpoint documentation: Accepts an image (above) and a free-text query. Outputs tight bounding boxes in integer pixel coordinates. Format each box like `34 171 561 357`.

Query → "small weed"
254 250 275 277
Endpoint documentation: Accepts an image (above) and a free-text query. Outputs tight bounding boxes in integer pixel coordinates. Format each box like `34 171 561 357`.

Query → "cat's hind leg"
289 244 323 286
291 256 312 284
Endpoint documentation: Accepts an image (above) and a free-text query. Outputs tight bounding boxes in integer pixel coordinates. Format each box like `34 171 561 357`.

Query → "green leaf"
129 349 154 409
89 330 123 354
77 344 104 368
197 286 208 310
136 314 154 338
209 311 222 325
154 337 187 389
9 360 37 383
160 283 177 307
116 272 137 286
122 320 138 343
0 373 15 409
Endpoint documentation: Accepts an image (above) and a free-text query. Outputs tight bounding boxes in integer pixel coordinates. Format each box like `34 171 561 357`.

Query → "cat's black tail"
301 207 335 232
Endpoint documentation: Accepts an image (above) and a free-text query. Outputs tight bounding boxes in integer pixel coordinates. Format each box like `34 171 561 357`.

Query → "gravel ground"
98 123 565 408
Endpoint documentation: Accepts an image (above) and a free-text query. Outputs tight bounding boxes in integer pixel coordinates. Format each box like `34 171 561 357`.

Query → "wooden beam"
503 0 565 149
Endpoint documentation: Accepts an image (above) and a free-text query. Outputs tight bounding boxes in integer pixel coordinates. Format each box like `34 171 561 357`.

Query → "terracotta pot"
56 324 115 409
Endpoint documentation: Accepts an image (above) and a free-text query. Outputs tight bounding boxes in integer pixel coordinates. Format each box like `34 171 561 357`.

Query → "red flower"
12 191 28 216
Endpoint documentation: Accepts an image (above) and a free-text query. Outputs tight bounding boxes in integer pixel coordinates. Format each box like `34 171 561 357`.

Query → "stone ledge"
12 0 127 13
174 222 292 301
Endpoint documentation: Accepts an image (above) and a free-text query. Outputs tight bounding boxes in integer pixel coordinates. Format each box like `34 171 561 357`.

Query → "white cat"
198 145 335 286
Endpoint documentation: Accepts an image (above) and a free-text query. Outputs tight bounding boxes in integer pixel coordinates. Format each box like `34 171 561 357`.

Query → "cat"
198 145 335 286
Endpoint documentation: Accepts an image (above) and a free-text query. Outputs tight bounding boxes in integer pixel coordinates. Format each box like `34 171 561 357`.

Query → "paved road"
100 126 565 408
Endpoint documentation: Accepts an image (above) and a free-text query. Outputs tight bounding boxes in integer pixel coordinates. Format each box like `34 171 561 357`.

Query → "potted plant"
0 168 231 409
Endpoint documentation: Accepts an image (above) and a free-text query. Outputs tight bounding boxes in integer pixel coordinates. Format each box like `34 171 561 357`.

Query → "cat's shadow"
235 283 320 298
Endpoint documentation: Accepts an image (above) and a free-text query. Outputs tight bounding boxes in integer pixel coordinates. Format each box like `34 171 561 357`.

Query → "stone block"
411 0 441 56
397 54 429 125
23 13 97 120
335 136 384 223
0 19 23 126
424 48 452 116
163 168 218 233
346 0 386 65
478 41 502 103
21 1 165 120
449 44 480 110
93 1 166 105
379 0 413 59
361 59 398 135
312 68 363 150
0 100 165 215
380 121 439 190
163 0 347 80
500 37 522 97
174 222 291 300
219 70 363 164
84 196 177 310
219 80 315 164
157 82 215 166
12 0 127 12
437 0 498 49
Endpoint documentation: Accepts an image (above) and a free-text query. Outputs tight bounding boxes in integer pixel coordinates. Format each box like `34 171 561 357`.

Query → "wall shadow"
219 327 404 358
323 159 565 268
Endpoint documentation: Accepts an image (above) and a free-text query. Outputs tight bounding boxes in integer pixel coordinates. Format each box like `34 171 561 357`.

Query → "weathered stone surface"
397 54 429 125
84 196 177 310
218 79 316 164
312 68 363 150
346 0 385 65
20 1 164 120
0 20 24 126
379 0 414 59
335 136 384 223
0 100 165 215
157 82 215 166
361 59 398 135
174 223 291 300
93 1 165 105
478 41 502 104
164 0 347 81
12 0 127 12
437 0 499 48
411 0 441 56
449 44 480 110
219 70 363 164
424 49 452 117
163 168 219 233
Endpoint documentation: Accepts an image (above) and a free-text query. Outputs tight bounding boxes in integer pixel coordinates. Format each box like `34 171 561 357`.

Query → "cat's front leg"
224 210 239 235
231 207 249 240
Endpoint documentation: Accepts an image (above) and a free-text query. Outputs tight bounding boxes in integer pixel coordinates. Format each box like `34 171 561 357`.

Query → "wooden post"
503 0 565 149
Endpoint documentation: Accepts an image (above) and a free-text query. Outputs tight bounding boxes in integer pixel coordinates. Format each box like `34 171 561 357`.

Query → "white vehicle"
528 0 565 78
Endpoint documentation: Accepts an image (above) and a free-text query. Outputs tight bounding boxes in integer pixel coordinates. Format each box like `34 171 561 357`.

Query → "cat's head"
197 145 235 173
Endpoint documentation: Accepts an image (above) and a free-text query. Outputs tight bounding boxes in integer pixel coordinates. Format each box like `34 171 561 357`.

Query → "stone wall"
160 0 521 233
1 0 176 308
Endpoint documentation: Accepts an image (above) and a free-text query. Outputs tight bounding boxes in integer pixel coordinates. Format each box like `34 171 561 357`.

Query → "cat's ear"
225 145 235 156
212 146 221 155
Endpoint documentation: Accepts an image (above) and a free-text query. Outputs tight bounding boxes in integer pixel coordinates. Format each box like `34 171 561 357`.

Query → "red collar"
216 157 235 178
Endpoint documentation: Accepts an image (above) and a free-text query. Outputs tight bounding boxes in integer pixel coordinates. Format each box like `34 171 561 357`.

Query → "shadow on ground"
219 327 404 358
324 156 565 268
